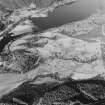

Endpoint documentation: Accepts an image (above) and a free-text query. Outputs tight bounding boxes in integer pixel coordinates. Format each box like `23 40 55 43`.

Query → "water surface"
32 0 100 30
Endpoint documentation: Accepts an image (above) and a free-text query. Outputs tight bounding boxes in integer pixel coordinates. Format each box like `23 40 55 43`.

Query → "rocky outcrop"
1 0 105 105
